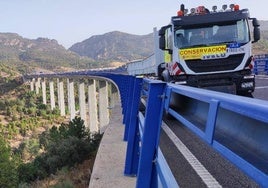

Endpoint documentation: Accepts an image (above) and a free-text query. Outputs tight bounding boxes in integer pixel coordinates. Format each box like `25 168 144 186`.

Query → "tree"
0 136 19 187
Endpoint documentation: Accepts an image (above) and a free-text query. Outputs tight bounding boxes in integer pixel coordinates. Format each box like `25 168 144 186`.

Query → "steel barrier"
123 76 268 188
164 83 268 187
123 78 179 188
254 54 268 75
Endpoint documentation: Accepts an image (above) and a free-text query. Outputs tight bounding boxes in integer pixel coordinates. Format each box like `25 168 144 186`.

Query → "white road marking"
255 86 268 89
255 75 268 79
162 123 222 188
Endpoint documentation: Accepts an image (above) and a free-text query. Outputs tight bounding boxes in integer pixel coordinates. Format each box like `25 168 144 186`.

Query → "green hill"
0 33 98 74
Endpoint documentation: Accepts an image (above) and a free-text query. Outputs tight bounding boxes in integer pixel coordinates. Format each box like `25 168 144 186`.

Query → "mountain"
69 31 154 63
0 33 97 74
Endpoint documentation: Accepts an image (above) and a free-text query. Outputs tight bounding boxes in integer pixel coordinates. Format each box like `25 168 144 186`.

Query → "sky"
1 0 267 48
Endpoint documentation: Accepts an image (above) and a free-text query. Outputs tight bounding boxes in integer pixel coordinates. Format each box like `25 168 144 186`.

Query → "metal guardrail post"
136 80 166 188
205 99 219 144
123 76 137 141
117 76 131 118
124 77 143 175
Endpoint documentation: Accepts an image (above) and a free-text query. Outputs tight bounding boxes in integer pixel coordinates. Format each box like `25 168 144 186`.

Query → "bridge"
23 54 268 187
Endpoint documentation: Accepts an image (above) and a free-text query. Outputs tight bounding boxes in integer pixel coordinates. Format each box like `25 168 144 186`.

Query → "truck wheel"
237 91 253 98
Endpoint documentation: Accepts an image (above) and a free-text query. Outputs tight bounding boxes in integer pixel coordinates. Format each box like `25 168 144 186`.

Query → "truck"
127 4 260 96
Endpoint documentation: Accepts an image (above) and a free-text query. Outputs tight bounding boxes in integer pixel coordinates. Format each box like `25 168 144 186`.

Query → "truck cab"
159 4 260 96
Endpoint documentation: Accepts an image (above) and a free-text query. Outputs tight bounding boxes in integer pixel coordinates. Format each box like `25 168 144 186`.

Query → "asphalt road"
253 75 268 100
159 120 260 188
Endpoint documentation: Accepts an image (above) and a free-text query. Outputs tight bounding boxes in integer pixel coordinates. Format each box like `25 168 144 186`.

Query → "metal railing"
123 78 179 188
122 76 268 188
254 54 268 75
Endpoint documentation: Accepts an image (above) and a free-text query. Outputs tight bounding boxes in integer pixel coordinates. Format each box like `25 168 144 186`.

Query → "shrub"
18 117 102 183
52 180 74 188
0 136 19 187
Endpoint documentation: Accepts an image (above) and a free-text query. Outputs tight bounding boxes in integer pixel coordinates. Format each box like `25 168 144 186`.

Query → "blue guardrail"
119 75 268 188
254 54 268 75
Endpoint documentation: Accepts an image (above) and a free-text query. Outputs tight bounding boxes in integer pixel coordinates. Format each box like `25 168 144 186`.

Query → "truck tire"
237 91 254 98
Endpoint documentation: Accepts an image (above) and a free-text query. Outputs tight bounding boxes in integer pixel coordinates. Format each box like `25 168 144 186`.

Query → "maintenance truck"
128 4 260 96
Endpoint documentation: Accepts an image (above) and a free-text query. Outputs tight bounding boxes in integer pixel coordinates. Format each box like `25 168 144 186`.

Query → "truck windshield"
175 19 250 48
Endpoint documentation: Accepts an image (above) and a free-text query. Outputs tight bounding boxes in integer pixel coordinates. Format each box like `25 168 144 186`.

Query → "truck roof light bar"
178 3 240 16
212 6 217 12
234 4 240 11
222 5 227 11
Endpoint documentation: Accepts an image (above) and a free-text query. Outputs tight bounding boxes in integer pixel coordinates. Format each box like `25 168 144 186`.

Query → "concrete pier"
78 81 86 124
49 80 55 110
41 78 47 105
88 80 98 132
35 77 41 94
30 78 34 92
68 79 75 120
98 80 110 132
58 80 65 116
28 76 118 133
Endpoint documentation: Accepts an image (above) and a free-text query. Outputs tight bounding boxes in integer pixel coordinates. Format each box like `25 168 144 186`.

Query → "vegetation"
0 117 102 187
0 89 62 139
0 70 102 187
0 136 20 187
18 117 102 185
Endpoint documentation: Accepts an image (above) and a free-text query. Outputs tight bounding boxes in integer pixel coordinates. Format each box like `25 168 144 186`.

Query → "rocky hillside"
0 33 97 74
69 31 154 63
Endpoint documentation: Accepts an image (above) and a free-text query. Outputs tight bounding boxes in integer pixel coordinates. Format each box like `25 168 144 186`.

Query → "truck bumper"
173 70 255 95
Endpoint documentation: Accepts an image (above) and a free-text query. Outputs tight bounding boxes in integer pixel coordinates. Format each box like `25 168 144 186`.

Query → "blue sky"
0 0 267 48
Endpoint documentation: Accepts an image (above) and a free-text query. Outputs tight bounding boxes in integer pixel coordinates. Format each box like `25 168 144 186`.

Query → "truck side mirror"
252 18 260 27
253 27 260 43
159 27 167 50
252 18 260 43
159 35 166 50
158 25 171 50
159 27 166 36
